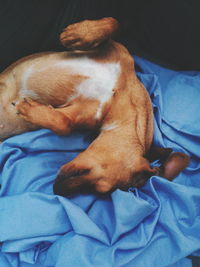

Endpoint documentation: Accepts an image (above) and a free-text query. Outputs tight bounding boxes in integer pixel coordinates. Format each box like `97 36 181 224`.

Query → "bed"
0 55 199 267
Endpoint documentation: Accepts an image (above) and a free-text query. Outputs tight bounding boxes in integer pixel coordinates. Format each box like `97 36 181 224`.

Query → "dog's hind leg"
60 17 119 51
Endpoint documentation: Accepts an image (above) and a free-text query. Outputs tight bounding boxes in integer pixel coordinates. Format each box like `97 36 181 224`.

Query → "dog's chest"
55 57 121 103
19 56 120 104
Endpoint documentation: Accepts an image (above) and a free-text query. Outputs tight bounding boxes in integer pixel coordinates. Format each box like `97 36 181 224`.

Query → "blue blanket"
0 56 199 267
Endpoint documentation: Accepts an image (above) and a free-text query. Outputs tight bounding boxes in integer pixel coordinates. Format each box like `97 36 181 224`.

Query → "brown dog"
0 18 189 195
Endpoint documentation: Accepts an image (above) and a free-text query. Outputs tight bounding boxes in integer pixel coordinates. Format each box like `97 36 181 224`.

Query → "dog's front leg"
16 99 74 135
16 98 101 135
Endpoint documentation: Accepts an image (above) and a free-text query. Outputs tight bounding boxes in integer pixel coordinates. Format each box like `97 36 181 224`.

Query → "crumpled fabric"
0 56 199 267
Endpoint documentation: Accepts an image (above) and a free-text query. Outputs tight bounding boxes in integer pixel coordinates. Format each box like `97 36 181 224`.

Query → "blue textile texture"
0 56 199 267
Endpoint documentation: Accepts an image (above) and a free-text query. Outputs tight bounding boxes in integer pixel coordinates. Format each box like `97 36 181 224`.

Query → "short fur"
0 18 189 196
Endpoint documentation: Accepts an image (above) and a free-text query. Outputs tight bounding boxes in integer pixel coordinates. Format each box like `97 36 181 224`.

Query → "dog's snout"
53 173 67 196
53 167 91 196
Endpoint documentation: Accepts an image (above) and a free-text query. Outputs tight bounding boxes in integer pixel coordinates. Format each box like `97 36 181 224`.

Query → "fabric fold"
0 56 199 266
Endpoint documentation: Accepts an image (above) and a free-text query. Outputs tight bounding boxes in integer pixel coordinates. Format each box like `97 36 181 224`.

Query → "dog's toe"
16 99 32 115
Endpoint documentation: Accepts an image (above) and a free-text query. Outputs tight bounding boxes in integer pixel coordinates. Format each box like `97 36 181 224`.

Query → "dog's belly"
0 52 121 139
17 54 121 108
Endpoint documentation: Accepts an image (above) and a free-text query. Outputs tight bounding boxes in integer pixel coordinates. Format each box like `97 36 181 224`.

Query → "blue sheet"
0 56 199 267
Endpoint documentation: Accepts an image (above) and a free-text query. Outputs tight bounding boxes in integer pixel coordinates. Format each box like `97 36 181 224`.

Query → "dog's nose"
53 172 68 196
53 168 91 196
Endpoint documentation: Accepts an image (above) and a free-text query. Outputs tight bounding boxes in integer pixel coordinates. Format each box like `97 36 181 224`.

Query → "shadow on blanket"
0 56 199 267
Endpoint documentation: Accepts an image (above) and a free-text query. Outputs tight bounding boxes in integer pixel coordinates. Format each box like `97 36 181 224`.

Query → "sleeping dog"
0 18 189 195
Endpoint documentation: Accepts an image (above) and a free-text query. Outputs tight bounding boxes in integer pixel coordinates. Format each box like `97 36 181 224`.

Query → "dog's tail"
59 17 119 52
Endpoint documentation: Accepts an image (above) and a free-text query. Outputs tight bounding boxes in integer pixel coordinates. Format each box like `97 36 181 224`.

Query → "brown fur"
0 18 189 196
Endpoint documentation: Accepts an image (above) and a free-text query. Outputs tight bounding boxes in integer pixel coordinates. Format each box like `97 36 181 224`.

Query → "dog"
0 17 189 196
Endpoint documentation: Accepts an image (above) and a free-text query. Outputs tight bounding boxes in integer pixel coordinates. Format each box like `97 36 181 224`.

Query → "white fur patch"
95 103 104 119
56 57 121 117
18 57 120 119
101 122 118 131
19 66 39 99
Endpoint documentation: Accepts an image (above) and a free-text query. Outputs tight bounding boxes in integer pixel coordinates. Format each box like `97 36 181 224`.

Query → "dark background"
0 1 200 265
0 0 200 71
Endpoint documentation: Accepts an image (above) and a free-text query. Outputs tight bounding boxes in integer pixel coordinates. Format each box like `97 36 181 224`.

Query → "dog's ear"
147 146 173 163
159 152 190 181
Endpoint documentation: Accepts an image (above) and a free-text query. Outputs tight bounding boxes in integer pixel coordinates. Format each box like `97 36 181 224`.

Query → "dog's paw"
60 20 104 51
16 98 50 124
16 98 73 135
60 18 119 51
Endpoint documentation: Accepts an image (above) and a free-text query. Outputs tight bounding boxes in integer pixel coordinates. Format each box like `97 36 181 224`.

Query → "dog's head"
53 151 190 197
